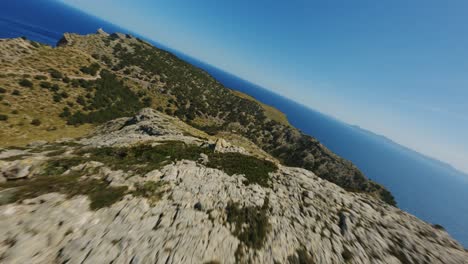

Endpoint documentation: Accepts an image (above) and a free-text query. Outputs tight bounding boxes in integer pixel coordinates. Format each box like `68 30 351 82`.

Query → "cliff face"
0 31 393 205
0 109 466 264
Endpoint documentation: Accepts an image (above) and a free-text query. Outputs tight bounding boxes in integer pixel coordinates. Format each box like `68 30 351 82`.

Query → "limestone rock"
96 28 109 36
214 138 248 155
1 157 43 180
56 33 73 47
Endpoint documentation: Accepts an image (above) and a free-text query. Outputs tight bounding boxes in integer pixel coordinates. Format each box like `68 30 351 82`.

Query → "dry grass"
0 41 98 147
216 131 277 162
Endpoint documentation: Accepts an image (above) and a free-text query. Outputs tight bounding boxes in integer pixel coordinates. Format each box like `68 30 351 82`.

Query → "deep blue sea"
2 0 467 247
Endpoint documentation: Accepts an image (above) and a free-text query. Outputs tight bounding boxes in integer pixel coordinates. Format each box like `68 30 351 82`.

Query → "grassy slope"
0 39 96 146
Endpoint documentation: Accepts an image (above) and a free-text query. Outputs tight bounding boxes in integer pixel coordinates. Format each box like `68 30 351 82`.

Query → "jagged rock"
1 158 40 180
214 138 248 154
56 33 73 47
199 153 209 164
96 28 109 36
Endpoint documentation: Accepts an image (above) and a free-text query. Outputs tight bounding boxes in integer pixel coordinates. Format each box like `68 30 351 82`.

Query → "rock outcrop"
0 110 466 264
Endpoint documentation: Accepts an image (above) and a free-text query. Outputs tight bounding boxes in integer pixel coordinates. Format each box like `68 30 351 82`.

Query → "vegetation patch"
30 119 41 126
48 68 63 79
66 70 143 125
207 152 276 187
287 248 315 264
225 197 271 249
41 156 87 176
80 63 101 76
0 168 127 210
81 141 277 185
82 141 208 173
18 79 33 88
133 181 167 205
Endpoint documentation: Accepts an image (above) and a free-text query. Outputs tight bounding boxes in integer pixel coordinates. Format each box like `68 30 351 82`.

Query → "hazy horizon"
58 0 468 174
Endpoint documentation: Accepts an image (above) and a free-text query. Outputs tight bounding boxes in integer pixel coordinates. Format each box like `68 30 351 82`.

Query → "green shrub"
49 69 63 79
76 96 86 106
142 96 152 107
225 198 270 249
0 87 7 93
0 114 8 121
133 181 166 204
80 63 101 76
30 118 41 126
207 153 276 187
60 91 69 98
39 81 52 89
82 141 207 173
59 107 71 118
52 94 62 102
19 79 33 88
66 71 143 125
51 84 60 92
34 75 47 80
0 164 127 210
12 90 21 96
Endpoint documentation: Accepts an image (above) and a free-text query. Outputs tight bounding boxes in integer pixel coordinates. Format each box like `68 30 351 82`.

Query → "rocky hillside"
0 30 394 205
0 108 466 264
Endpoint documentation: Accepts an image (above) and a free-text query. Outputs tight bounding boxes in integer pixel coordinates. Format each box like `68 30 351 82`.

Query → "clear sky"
59 0 468 174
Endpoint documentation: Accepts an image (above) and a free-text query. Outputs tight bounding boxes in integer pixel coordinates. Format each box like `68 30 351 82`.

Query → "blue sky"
60 0 468 173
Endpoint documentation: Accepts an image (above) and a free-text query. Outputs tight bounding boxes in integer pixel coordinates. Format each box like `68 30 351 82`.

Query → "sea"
1 0 467 247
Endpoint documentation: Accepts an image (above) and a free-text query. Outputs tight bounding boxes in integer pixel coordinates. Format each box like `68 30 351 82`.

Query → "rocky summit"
0 109 467 264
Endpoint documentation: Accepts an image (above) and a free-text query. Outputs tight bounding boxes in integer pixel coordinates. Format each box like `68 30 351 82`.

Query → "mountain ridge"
0 30 394 205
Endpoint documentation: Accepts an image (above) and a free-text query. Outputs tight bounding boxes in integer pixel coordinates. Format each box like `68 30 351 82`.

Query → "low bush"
0 114 8 121
49 68 63 79
34 75 47 80
52 94 62 102
66 71 143 125
39 81 52 89
30 118 41 126
80 63 101 76
207 152 276 187
19 79 33 88
133 181 167 204
0 168 127 210
225 198 271 249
